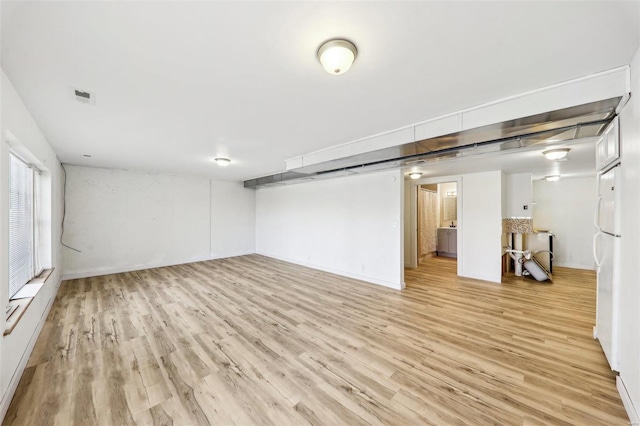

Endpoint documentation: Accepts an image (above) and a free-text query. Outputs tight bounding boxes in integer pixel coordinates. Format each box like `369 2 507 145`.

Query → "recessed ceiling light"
542 148 570 160
545 175 560 181
317 39 357 75
215 157 231 167
408 172 423 180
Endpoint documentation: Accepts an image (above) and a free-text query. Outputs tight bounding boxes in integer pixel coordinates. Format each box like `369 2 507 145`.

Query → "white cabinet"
437 228 457 258
597 117 620 171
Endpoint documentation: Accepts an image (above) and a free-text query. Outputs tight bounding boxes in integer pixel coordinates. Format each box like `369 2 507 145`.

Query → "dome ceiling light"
215 157 231 167
317 39 358 75
543 148 570 160
408 172 423 180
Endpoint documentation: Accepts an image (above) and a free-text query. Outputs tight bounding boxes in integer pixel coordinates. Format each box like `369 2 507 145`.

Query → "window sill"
4 268 55 336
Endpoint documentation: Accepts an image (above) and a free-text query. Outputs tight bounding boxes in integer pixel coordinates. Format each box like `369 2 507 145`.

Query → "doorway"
415 180 459 271
417 185 438 261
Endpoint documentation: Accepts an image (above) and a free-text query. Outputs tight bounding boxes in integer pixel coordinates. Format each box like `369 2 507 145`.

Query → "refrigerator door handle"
593 232 602 270
594 195 603 231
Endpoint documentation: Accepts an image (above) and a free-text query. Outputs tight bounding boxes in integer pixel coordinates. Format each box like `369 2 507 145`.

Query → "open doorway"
417 184 438 261
417 182 458 267
406 175 462 278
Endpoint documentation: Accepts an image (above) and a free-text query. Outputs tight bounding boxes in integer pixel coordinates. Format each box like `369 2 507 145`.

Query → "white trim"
459 271 501 284
0 277 62 422
61 252 253 281
617 377 640 425
257 252 403 291
553 262 597 270
5 131 48 172
407 183 418 269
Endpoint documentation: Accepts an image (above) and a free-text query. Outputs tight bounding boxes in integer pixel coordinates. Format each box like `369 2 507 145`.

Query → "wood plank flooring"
3 254 628 425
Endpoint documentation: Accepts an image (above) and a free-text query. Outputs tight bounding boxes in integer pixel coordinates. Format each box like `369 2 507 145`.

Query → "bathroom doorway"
416 181 458 267
417 185 438 261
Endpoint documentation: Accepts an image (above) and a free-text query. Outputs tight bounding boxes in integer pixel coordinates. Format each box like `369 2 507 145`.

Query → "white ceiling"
2 1 639 181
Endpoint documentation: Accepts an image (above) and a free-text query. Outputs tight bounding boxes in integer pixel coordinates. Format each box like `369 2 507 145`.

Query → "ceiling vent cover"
72 88 95 105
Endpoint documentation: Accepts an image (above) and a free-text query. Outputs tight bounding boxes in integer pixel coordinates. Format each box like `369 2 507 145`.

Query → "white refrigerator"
594 146 622 371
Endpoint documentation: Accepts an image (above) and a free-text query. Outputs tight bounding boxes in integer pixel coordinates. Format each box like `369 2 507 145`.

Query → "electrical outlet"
523 205 528 210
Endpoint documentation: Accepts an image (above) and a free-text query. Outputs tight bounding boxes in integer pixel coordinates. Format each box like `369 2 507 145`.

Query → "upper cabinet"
597 117 620 171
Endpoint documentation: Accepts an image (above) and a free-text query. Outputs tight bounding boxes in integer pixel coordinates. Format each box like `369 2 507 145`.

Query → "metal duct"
244 97 621 188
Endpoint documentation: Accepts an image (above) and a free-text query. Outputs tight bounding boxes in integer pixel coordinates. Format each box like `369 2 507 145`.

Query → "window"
9 153 41 298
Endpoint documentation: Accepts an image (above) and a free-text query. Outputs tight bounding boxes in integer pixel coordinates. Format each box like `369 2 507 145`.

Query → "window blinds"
9 154 35 298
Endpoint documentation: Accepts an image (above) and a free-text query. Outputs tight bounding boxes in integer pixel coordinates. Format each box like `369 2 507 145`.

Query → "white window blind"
33 170 41 274
9 153 35 298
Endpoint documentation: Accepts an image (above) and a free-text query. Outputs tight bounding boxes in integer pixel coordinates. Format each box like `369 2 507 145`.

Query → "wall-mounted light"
542 148 570 160
545 175 560 181
215 158 231 167
317 39 357 75
408 172 422 180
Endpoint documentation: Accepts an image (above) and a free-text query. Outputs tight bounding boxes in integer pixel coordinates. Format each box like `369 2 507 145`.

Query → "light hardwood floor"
3 255 628 425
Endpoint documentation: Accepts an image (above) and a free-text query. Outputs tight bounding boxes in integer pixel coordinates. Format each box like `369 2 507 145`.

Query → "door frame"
417 186 438 259
408 175 463 277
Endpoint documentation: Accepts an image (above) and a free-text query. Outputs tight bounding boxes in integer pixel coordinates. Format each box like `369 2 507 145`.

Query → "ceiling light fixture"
317 39 357 75
215 157 231 167
545 175 561 182
408 172 423 180
542 148 570 160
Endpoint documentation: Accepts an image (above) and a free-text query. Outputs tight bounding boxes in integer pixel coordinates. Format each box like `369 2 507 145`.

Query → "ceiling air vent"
72 87 95 105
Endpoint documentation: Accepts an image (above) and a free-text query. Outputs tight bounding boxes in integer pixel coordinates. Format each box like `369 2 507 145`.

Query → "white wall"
1 71 64 420
460 171 503 283
62 166 255 279
531 177 596 269
256 170 404 289
618 44 640 421
210 180 256 259
505 173 533 218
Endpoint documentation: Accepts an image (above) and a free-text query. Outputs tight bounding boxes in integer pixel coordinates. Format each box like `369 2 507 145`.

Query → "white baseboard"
0 277 61 423
257 252 403 290
460 270 502 284
62 252 253 281
618 376 640 425
553 262 596 270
